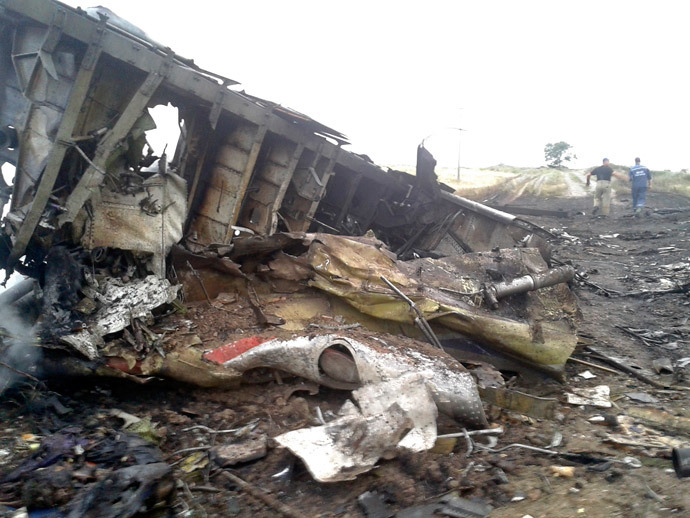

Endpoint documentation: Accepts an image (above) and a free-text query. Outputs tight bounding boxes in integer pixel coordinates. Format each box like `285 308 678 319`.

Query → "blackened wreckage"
0 0 579 390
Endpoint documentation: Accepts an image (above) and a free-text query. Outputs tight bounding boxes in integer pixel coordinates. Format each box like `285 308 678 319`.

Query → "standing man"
629 157 652 214
585 158 625 217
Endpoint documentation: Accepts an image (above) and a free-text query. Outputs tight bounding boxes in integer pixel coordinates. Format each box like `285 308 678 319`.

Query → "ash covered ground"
1 189 689 518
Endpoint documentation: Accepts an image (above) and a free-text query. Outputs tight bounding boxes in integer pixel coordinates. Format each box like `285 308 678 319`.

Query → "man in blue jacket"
629 157 652 214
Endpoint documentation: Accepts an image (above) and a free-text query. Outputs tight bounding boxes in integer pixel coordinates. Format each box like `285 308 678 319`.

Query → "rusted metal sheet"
280 145 340 232
237 135 303 234
187 120 266 245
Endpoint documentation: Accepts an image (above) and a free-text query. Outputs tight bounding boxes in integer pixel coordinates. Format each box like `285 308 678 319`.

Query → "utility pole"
454 107 463 181
456 131 461 181
452 127 464 182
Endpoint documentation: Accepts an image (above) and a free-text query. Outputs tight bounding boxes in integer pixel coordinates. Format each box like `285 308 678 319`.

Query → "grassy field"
436 165 569 200
388 164 690 201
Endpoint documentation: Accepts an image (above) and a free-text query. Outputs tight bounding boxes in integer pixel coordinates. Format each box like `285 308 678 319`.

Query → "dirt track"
1 188 689 517
561 170 589 197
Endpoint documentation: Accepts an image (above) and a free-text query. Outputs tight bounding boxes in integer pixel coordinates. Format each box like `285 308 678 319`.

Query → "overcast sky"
56 0 690 171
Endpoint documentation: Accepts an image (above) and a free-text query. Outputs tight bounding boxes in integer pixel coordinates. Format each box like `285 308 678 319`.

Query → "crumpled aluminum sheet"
60 275 179 359
353 373 438 452
218 333 487 428
274 373 437 482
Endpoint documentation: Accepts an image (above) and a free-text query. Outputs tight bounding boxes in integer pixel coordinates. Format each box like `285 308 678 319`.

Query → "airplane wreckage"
0 0 580 447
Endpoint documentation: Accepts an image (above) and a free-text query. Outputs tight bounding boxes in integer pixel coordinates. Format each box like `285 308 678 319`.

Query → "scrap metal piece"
483 265 575 309
299 235 578 375
274 373 436 482
478 387 558 420
565 385 612 408
60 275 179 359
380 275 443 350
652 357 674 375
439 496 492 518
74 172 187 277
276 401 411 482
212 334 487 428
354 373 438 452
357 491 394 518
626 392 659 404
211 434 268 467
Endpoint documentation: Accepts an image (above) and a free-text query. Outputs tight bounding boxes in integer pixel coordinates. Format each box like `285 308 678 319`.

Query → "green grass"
611 169 690 197
650 170 690 196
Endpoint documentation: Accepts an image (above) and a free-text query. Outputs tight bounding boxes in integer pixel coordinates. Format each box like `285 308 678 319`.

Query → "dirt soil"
1 188 690 517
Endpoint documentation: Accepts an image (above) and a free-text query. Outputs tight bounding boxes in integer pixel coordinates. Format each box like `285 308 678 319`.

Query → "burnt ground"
1 189 690 517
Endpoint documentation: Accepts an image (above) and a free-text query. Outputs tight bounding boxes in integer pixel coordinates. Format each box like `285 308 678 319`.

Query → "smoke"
0 303 39 395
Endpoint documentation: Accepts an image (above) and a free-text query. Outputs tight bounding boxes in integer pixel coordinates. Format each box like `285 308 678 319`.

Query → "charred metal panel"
74 172 186 277
333 170 363 228
72 57 143 139
411 199 515 254
6 15 105 264
9 22 77 207
237 133 303 234
0 0 346 173
345 177 389 235
0 18 28 168
177 109 214 215
312 165 363 230
281 146 339 232
0 0 555 282
56 58 172 230
187 118 266 244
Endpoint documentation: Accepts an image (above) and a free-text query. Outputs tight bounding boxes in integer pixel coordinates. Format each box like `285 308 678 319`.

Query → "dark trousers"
632 184 647 209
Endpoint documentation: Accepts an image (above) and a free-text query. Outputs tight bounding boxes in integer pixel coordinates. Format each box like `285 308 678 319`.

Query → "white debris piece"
61 276 179 359
90 276 180 336
353 373 438 452
274 373 438 482
578 370 597 379
677 357 690 368
60 331 103 360
565 385 612 408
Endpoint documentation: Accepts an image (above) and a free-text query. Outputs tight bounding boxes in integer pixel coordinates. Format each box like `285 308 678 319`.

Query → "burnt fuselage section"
0 0 550 285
